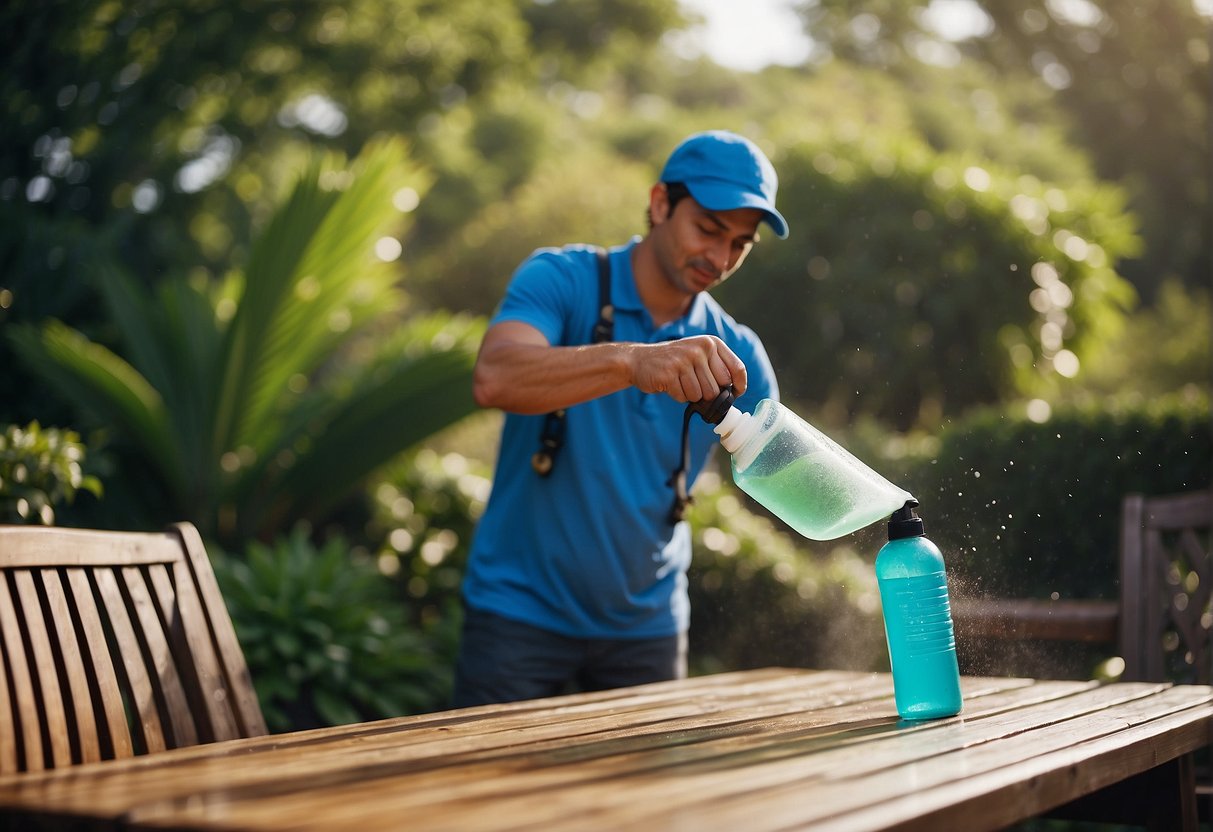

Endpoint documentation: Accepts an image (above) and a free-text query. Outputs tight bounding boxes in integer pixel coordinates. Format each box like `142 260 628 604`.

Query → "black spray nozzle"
888 499 925 540
687 385 736 425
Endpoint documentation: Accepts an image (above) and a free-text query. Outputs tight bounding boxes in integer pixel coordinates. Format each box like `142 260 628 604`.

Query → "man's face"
651 185 763 296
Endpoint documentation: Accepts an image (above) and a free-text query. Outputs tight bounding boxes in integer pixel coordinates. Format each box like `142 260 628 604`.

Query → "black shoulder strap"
531 248 612 477
590 249 614 343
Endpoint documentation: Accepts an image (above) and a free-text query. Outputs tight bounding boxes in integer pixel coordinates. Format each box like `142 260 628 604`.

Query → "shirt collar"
610 237 711 330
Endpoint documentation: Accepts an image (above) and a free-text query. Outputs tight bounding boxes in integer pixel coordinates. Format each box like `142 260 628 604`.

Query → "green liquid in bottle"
716 399 914 541
734 451 900 540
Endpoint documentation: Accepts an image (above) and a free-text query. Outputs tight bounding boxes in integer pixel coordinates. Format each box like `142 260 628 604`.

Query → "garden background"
1 0 1209 732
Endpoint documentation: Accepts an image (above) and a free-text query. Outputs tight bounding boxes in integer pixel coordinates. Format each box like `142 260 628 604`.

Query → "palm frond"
219 138 417 456
213 163 338 457
6 322 184 498
93 266 175 396
152 279 226 487
232 314 484 535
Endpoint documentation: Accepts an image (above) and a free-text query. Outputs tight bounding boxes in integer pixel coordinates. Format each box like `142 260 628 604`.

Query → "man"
453 130 787 707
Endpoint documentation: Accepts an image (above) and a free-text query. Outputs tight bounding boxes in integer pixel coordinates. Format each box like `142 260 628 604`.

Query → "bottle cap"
713 406 758 454
688 386 736 425
888 500 925 540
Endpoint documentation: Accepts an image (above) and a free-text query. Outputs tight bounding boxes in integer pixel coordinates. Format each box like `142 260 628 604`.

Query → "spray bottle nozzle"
688 385 736 425
888 499 926 540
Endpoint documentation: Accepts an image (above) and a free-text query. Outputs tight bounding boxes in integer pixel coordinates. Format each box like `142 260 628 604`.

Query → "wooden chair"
952 487 1212 681
0 522 267 773
1041 487 1212 827
1118 488 1213 684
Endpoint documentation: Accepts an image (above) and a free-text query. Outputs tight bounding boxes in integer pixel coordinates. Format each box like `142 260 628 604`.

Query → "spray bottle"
689 389 962 718
875 501 963 719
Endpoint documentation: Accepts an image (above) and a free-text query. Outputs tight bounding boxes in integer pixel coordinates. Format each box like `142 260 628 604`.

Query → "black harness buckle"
531 409 566 476
533 249 612 478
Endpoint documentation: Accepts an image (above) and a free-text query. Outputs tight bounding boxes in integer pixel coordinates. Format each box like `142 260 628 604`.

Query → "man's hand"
628 335 748 403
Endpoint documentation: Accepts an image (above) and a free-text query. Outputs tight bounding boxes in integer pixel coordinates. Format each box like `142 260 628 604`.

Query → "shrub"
0 421 102 525
365 448 490 631
212 525 452 732
904 393 1211 601
687 472 889 675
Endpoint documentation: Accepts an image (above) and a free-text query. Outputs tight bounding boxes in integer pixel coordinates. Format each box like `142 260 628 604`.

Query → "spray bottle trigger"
887 500 926 540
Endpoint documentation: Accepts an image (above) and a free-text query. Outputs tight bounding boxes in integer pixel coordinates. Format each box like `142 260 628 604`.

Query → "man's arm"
472 321 749 415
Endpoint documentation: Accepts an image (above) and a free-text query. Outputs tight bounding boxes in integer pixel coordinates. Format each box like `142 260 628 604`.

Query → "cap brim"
686 182 789 239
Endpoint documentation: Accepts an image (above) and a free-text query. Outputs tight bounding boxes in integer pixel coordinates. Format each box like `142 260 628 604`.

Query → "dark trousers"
451 605 687 709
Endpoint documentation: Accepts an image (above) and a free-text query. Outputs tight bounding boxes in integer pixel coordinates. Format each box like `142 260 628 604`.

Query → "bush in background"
269 388 1209 714
212 525 453 732
687 472 888 675
902 392 1211 601
0 421 101 524
365 448 490 632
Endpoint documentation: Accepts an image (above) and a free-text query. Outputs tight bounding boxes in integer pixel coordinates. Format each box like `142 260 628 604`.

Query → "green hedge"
265 392 1208 705
902 394 1211 601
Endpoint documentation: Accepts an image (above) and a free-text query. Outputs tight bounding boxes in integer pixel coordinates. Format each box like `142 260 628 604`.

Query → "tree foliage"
403 55 1143 428
212 524 454 730
799 0 1210 300
717 126 1139 428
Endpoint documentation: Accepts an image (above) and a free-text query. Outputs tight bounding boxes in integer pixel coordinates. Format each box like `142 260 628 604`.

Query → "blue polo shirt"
462 239 778 639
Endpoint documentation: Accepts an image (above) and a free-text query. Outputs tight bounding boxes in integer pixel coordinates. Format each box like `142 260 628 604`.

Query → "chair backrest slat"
13 570 74 768
162 557 238 741
0 574 43 772
176 522 267 738
40 569 101 765
122 564 198 748
64 567 133 760
0 523 266 773
0 626 15 772
93 566 168 754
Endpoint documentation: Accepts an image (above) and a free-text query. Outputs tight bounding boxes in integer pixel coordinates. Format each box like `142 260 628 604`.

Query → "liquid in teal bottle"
875 502 963 720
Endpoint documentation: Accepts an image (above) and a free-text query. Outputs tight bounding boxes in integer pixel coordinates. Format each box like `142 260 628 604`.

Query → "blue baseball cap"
659 130 789 239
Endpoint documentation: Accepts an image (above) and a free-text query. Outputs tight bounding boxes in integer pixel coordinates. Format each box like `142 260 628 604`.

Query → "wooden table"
1 668 1210 831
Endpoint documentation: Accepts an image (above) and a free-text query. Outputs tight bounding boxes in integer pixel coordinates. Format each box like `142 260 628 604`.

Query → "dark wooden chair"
1119 488 1213 824
0 522 267 773
952 487 1212 826
952 487 1212 680
1118 488 1213 684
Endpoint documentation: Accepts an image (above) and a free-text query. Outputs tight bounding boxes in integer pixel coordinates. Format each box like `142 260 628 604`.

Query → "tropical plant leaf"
286 350 478 518
6 322 183 496
213 164 340 457
94 266 175 398
221 138 416 456
152 278 226 489
91 269 227 506
230 313 483 537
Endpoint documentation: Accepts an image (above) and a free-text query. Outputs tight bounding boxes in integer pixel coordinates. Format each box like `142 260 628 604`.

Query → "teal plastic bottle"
875 502 963 720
